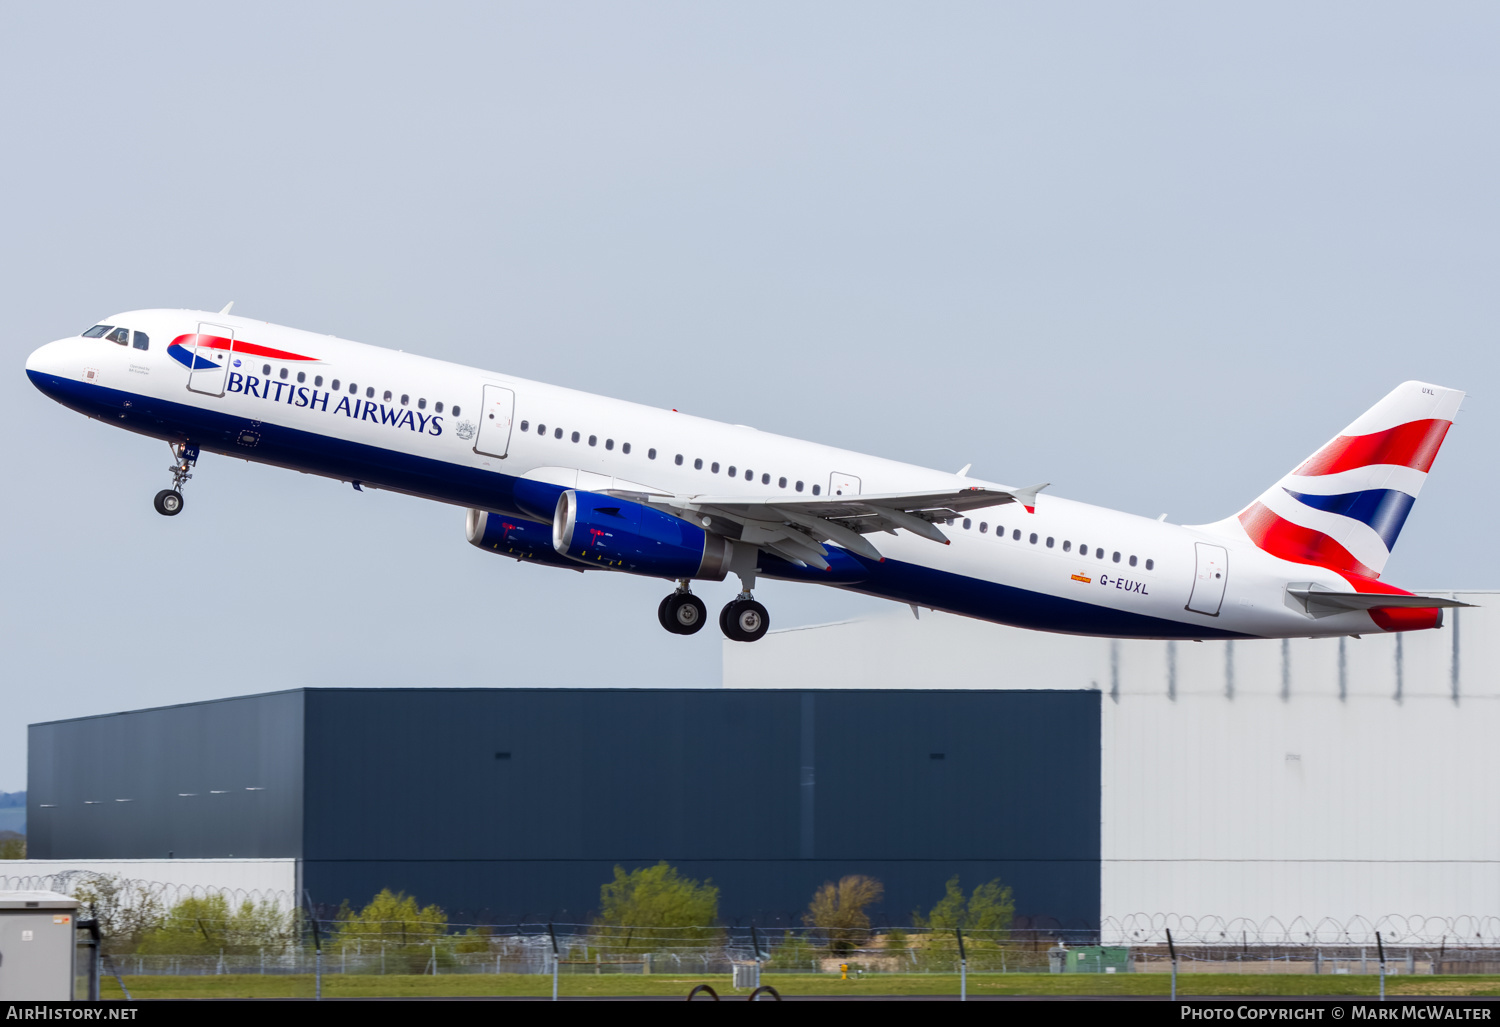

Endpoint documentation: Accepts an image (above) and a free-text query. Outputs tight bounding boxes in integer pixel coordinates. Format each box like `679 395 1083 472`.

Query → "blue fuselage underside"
34 370 1247 640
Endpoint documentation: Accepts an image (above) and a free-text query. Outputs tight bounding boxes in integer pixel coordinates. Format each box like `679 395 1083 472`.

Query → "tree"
915 876 1014 938
334 889 447 951
595 862 720 951
0 833 23 859
136 894 294 955
804 875 884 953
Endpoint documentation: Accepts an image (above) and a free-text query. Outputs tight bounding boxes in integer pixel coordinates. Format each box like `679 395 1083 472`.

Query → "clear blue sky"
2 2 1496 789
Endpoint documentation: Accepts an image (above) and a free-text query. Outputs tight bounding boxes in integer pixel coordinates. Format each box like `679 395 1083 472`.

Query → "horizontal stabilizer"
1287 584 1473 613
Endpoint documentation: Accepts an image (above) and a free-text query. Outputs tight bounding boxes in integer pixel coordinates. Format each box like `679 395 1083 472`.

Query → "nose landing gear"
658 582 708 635
154 442 198 517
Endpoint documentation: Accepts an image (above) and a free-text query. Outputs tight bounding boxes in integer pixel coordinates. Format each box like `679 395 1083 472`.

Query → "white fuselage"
25 309 1416 641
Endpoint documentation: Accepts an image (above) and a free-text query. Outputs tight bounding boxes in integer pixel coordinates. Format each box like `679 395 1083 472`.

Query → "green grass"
94 972 1500 999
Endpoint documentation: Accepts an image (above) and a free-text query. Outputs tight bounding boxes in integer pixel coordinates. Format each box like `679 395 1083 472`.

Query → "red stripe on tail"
1238 501 1379 579
1295 419 1451 476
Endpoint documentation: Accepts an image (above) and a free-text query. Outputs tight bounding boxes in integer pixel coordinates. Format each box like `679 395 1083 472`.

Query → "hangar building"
23 687 1100 927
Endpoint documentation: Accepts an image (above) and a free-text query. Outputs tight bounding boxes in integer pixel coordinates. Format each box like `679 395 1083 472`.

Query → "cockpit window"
105 327 129 345
132 332 149 351
82 325 112 338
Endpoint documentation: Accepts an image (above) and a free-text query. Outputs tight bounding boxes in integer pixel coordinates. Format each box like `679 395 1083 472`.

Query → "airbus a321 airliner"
26 307 1467 642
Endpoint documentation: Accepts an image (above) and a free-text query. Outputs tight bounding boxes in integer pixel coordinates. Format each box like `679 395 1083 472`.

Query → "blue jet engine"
552 489 730 580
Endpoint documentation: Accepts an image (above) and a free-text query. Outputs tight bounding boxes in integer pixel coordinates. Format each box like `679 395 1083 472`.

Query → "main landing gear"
154 442 198 517
720 594 770 643
656 583 770 642
659 583 708 635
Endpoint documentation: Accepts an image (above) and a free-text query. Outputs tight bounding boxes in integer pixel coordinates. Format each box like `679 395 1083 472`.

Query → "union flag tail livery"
1213 381 1462 580
25 309 1471 643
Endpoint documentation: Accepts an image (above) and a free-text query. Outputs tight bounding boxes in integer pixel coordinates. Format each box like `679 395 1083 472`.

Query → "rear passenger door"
1186 542 1229 616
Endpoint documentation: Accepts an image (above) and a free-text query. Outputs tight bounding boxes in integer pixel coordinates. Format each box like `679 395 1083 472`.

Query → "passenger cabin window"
963 518 972 530
316 376 324 387
554 428 562 439
1062 540 1071 552
279 368 289 380
537 423 546 434
383 390 392 402
1012 529 1021 541
297 371 305 383
105 327 129 345
795 480 804 491
648 448 657 459
263 364 272 375
571 431 580 443
675 454 684 465
1129 555 1138 567
417 398 426 409
520 420 529 431
693 458 702 469
589 435 597 447
1113 551 1122 563
761 473 770 484
132 332 149 351
728 465 737 476
622 443 631 454
451 406 460 416
400 394 409 406
349 383 358 394
331 379 341 390
1047 537 1055 548
979 522 987 533
711 462 719 473
606 439 614 450
1029 533 1038 544
745 469 753 480
82 325 111 338
812 484 820 495
366 387 374 398
1146 559 1155 570
435 402 444 413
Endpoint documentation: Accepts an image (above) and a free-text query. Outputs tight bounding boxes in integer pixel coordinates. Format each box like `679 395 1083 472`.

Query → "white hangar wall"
723 593 1499 942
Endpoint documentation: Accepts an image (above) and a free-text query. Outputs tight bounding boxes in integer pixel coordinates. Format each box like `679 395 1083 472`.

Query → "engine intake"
553 490 730 580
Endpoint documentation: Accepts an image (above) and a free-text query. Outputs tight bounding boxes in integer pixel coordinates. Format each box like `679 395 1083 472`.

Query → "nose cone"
26 338 72 377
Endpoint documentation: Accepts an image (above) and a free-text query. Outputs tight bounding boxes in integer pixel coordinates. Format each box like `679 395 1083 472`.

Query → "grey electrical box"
0 892 80 1000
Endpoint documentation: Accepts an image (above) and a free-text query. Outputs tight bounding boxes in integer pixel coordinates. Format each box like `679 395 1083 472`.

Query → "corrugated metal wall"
300 688 1100 925
27 691 303 860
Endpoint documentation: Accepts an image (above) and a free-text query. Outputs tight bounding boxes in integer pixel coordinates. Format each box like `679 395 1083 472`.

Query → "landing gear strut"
658 581 708 635
154 442 198 517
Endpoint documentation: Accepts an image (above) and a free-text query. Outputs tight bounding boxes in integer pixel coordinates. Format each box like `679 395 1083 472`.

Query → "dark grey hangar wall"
29 688 1101 927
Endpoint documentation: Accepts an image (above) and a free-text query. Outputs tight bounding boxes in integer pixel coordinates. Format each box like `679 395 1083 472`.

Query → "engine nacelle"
466 508 588 571
553 490 730 580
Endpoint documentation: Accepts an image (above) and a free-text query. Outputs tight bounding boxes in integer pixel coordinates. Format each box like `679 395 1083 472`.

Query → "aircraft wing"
603 483 1048 571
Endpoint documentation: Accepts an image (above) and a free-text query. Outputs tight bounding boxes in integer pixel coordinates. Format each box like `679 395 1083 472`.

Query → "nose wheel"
155 442 198 516
720 596 770 642
658 587 708 635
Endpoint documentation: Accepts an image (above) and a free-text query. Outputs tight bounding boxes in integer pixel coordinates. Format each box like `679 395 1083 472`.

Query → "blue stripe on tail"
1283 487 1416 551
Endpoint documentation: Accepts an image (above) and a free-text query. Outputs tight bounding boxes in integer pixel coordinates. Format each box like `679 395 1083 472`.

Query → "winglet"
1010 482 1049 514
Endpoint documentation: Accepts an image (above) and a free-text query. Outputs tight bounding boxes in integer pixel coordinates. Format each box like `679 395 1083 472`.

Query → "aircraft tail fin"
1201 381 1463 579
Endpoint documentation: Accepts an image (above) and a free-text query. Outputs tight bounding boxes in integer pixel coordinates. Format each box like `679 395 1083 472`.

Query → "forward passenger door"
474 385 516 458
